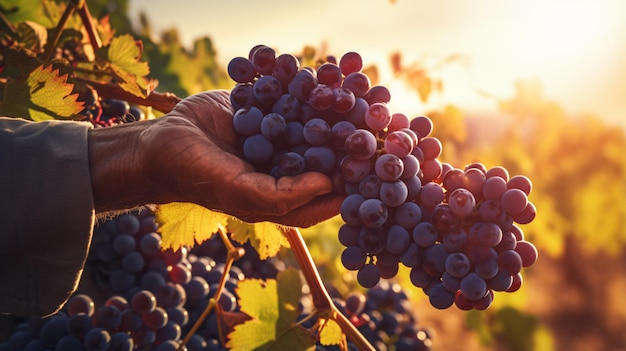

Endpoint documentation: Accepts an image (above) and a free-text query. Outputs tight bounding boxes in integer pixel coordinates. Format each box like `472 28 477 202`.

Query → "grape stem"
76 1 102 51
282 227 375 351
42 0 78 62
177 224 245 351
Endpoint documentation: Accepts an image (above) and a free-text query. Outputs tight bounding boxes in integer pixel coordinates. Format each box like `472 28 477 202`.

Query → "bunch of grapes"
76 87 145 128
0 209 245 351
227 45 538 310
0 207 434 350
302 281 433 351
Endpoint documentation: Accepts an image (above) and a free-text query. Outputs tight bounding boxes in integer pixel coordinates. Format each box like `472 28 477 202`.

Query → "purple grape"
342 71 370 97
357 264 380 288
303 146 336 174
341 246 367 271
302 118 331 145
253 75 282 105
364 103 392 131
227 57 256 83
379 180 408 207
233 106 264 136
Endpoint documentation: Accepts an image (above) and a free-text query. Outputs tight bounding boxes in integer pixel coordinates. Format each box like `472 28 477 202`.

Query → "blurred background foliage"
1 1 624 350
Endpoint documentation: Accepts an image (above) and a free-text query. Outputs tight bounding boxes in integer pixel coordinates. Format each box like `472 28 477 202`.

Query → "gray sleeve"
0 117 95 316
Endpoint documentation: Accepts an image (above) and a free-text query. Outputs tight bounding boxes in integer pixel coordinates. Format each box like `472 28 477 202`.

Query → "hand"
89 90 344 227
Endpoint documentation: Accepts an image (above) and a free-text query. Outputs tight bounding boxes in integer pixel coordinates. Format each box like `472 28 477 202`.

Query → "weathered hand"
89 90 344 227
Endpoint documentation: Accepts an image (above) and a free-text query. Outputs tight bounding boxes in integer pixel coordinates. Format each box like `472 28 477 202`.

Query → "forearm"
88 120 153 213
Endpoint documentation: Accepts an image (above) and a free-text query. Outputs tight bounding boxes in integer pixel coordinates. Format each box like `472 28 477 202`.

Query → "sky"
127 0 626 129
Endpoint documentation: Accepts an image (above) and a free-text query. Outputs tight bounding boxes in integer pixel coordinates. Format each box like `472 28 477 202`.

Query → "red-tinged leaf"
107 34 151 98
0 65 84 121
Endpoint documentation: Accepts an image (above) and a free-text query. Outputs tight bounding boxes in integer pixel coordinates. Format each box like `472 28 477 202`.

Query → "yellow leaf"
154 202 230 250
319 317 343 346
108 34 150 97
1 65 84 121
227 268 315 351
228 219 290 260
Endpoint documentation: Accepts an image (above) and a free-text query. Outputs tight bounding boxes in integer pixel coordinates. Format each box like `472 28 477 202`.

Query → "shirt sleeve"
0 117 95 316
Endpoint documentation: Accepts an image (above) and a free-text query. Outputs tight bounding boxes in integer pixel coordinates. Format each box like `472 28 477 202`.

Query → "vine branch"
76 77 182 113
282 227 375 351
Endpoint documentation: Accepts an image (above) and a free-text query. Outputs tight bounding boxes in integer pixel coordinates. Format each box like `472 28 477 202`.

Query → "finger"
233 193 345 228
270 193 345 228
234 171 335 217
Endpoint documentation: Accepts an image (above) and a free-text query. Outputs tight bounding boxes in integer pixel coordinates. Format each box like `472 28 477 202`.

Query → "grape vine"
0 1 539 351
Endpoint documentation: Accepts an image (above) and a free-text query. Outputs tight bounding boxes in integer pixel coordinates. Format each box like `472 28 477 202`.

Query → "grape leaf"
227 268 316 351
0 65 83 121
228 219 290 260
319 318 343 346
15 21 47 52
154 202 229 250
106 34 151 98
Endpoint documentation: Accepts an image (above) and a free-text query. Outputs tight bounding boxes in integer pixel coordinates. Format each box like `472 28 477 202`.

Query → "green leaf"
227 219 290 260
227 268 316 351
154 202 230 250
107 34 150 98
319 318 343 346
0 64 83 121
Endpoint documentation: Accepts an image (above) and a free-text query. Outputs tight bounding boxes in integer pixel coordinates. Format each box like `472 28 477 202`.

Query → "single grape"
358 198 388 228
243 134 274 164
375 153 404 181
412 222 438 248
250 45 275 75
272 53 299 86
501 188 529 215
420 158 443 182
339 51 363 75
447 188 476 218
342 71 370 97
410 115 433 138
341 246 367 270
303 118 331 145
514 240 538 267
358 227 387 254
340 155 372 183
364 102 392 131
345 129 377 160
460 272 487 301
227 57 256 83
386 225 411 255
379 180 408 207
333 86 356 113
288 70 319 102
308 84 335 110
428 283 455 309
393 201 422 229
317 63 343 87
357 263 381 288
364 85 391 105
384 131 414 157
303 146 336 174
253 75 282 105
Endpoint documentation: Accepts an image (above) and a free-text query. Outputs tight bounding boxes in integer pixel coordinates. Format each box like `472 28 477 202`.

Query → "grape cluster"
0 208 434 350
227 45 538 310
0 209 241 351
78 87 145 128
305 281 433 351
